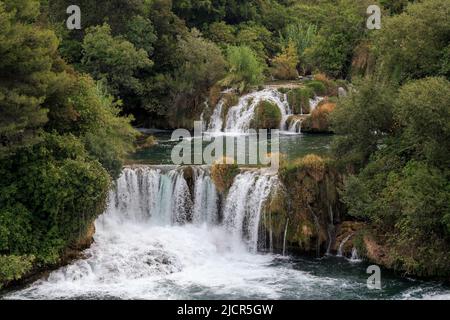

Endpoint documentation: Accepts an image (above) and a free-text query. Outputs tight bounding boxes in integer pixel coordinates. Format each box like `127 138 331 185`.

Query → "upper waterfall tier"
206 88 323 133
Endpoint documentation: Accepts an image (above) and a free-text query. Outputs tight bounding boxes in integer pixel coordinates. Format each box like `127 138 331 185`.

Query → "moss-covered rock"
287 87 314 114
211 159 240 193
302 102 336 133
252 100 282 129
260 155 345 255
138 135 158 149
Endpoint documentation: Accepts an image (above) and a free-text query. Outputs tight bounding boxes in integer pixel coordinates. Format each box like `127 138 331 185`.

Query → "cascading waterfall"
191 167 219 225
7 165 450 299
288 119 302 134
208 89 292 133
107 166 194 225
206 88 325 134
337 234 353 257
207 99 225 132
222 171 279 252
282 218 289 256
310 96 324 112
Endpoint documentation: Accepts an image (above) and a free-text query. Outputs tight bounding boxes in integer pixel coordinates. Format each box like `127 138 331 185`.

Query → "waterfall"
282 218 289 256
206 89 292 133
105 166 277 253
288 119 302 134
337 234 353 257
205 88 325 133
207 99 225 132
192 167 219 225
222 171 279 252
326 205 335 256
350 247 362 263
310 96 324 112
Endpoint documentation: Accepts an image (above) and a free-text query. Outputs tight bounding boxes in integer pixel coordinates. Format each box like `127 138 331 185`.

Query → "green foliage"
337 77 450 277
236 23 275 63
220 46 264 92
81 23 153 96
0 0 57 156
304 0 368 78
280 23 317 73
393 77 450 168
167 28 226 126
374 0 450 83
305 81 327 96
271 42 299 80
0 0 139 287
0 255 35 288
252 101 282 129
124 15 157 56
331 78 396 166
206 21 236 47
0 133 111 265
287 88 314 115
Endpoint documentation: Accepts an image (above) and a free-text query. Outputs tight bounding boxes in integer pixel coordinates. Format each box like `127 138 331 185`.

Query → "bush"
271 42 299 80
0 133 111 269
220 46 265 92
287 88 314 114
302 102 336 133
0 255 35 289
211 158 240 193
252 101 282 129
305 80 327 96
314 73 338 96
139 135 158 149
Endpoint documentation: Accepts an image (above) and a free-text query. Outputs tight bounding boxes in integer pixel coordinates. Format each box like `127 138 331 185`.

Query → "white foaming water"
192 167 219 225
8 166 328 300
206 88 326 134
223 171 279 252
309 96 324 112
207 99 224 132
208 89 292 133
288 119 302 134
337 234 353 257
6 166 449 300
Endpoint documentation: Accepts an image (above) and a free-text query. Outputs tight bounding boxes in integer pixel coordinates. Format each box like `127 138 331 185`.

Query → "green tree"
0 0 57 156
169 29 226 125
393 77 450 169
304 0 368 78
337 77 450 277
271 42 299 80
280 23 317 73
124 15 157 56
220 45 264 92
81 23 153 96
375 0 450 82
331 78 396 166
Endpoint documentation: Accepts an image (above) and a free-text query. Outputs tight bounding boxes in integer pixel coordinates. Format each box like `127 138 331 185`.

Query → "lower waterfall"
6 166 449 300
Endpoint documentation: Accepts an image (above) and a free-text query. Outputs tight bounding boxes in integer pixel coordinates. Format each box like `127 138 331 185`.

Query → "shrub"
314 73 338 96
302 102 336 133
287 88 314 114
0 255 35 289
271 42 299 80
139 135 158 149
252 101 282 129
220 46 265 92
305 80 327 96
211 158 240 193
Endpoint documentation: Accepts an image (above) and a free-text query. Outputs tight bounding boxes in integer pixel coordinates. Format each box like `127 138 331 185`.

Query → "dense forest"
0 0 449 288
